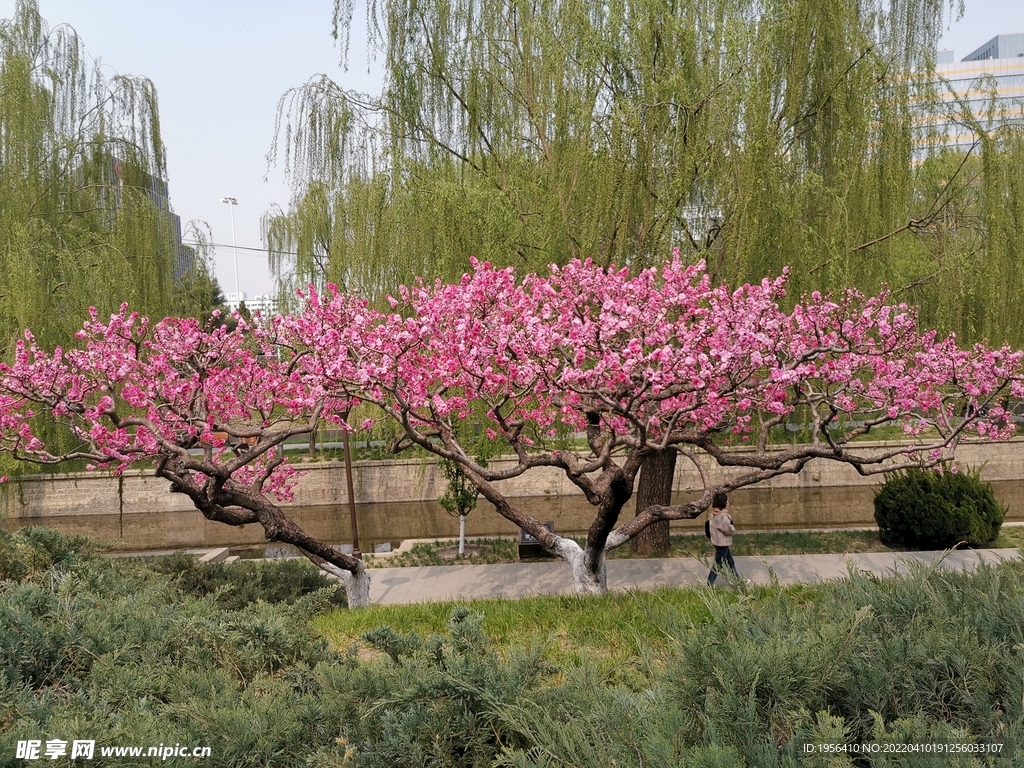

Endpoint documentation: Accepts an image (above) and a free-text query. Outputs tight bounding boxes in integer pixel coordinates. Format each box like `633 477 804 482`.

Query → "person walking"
707 491 748 586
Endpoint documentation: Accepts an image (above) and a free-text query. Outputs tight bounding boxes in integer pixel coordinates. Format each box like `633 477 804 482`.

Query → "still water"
5 481 1023 557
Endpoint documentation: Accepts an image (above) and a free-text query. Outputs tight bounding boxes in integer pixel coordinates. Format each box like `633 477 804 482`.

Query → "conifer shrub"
149 551 347 610
0 528 350 766
874 467 1005 548
0 525 94 578
0 528 28 581
4 527 1024 766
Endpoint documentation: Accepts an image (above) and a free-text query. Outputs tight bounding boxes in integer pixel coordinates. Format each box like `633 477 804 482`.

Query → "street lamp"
219 196 239 300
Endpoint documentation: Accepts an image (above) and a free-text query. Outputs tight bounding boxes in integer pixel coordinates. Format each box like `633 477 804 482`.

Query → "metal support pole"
228 204 239 297
341 413 361 559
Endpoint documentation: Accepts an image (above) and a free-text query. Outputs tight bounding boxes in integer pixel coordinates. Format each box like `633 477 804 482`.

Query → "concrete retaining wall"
2 438 1022 520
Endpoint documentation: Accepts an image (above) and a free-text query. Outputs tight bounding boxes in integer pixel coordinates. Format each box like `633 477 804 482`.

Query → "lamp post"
219 196 239 300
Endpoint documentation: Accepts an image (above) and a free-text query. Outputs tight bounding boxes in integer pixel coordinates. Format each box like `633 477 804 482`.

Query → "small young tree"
285 256 1023 594
437 458 479 556
437 420 492 554
0 307 373 607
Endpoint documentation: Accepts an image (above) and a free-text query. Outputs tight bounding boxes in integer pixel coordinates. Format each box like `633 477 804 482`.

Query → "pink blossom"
0 256 1020 593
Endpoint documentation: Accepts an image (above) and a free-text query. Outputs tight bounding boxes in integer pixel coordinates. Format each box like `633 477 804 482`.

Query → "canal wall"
2 438 1022 520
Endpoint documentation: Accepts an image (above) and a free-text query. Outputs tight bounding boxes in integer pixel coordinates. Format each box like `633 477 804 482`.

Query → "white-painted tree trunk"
551 536 608 595
320 561 371 608
459 514 466 555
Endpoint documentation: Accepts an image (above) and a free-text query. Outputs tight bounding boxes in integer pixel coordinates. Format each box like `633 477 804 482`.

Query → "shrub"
148 551 347 610
0 525 93 581
0 529 350 767
874 467 1005 548
6 527 1024 766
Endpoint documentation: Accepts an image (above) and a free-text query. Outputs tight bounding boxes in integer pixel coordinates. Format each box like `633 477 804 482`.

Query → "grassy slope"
315 583 825 665
324 526 1024 663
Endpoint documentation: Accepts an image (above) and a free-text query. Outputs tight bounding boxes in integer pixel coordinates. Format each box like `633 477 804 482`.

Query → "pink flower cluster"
0 306 321 500
283 257 1023 454
1 258 1021 499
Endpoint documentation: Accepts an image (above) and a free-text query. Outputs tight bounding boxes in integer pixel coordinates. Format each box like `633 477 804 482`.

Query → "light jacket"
709 510 736 547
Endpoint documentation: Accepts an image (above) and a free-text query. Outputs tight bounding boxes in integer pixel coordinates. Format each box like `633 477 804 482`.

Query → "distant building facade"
105 155 197 283
225 292 278 317
961 34 1024 62
922 34 1024 154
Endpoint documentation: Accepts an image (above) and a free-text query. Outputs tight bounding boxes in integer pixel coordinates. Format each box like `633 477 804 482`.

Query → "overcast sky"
3 0 1023 298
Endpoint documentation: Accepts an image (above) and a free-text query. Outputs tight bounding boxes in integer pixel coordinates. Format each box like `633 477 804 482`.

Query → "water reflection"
4 481 1021 555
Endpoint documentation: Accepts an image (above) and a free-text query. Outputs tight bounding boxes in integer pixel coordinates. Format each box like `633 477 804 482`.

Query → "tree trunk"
566 544 607 595
549 536 608 594
307 423 318 458
631 450 677 555
320 560 371 608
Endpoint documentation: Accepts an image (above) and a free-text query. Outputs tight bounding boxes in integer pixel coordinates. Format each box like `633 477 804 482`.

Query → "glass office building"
919 34 1024 154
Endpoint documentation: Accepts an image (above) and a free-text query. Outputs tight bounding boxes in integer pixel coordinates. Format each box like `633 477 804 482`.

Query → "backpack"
704 518 711 538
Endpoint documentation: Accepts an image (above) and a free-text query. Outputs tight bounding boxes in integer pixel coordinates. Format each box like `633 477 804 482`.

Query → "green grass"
315 585 755 665
324 525 1024 665
993 524 1024 550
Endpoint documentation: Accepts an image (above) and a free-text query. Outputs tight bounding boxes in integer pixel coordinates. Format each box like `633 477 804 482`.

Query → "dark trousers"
708 545 738 585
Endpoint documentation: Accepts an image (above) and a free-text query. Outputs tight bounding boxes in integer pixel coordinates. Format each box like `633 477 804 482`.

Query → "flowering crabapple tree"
286 255 1024 594
0 308 374 607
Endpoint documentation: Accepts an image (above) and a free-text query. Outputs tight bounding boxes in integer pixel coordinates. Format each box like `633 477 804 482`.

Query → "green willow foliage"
267 0 1024 347
0 0 217 354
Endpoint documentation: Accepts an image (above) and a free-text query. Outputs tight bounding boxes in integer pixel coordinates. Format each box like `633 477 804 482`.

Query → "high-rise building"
923 34 1024 154
104 155 197 283
962 34 1024 62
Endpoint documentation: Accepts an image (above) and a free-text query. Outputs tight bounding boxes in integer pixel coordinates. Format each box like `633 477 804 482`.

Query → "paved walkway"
365 548 1023 605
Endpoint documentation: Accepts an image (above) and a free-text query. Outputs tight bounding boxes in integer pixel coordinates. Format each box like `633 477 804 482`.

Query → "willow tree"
0 0 218 478
266 0 1024 550
265 0 1002 298
0 0 212 355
